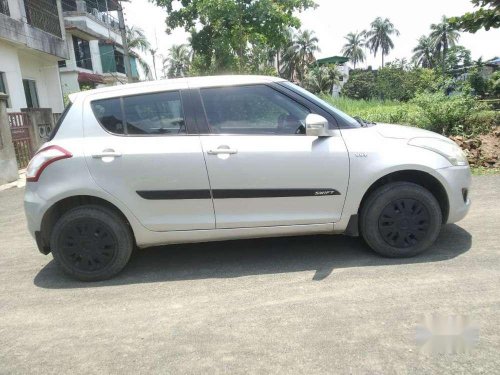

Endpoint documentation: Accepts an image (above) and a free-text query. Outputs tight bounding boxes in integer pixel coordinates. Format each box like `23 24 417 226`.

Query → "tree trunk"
381 53 384 68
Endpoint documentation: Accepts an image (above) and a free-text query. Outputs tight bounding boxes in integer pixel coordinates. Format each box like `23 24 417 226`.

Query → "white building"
0 0 68 112
59 0 140 97
316 56 350 97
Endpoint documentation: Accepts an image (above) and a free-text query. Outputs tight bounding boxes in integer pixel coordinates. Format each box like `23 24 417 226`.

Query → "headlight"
408 137 468 166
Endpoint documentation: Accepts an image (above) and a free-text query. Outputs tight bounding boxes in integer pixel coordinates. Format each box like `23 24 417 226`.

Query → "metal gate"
8 112 33 169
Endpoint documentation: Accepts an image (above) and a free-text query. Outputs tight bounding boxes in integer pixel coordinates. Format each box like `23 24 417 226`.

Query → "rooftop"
316 56 350 65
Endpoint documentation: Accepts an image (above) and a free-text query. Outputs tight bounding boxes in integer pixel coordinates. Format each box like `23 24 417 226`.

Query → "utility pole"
117 0 133 83
150 49 158 80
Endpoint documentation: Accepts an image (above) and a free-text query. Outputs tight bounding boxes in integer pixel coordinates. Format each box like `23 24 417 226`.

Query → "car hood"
375 123 450 142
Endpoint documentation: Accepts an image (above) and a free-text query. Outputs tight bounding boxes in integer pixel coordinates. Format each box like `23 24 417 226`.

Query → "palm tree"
164 44 191 78
281 29 320 82
366 17 400 68
341 31 366 69
430 16 460 74
126 27 152 80
303 64 342 94
412 35 435 68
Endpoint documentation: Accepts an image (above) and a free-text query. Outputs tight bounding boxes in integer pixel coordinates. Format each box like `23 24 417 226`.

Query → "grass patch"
471 166 500 176
321 95 426 127
321 94 498 137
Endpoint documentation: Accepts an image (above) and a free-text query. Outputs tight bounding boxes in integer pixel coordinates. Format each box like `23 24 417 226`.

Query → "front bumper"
436 165 472 224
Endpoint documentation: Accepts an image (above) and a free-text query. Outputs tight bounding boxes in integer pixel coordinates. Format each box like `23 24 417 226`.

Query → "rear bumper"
436 165 472 224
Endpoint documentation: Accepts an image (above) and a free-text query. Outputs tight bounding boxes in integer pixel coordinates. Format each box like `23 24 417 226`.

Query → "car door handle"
92 150 122 158
207 148 238 155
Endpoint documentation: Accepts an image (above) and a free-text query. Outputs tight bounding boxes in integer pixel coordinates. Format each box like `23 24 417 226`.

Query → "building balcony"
24 0 63 38
0 1 68 59
62 0 122 42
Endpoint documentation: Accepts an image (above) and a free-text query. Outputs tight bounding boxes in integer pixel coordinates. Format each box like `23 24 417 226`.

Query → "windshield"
280 81 360 128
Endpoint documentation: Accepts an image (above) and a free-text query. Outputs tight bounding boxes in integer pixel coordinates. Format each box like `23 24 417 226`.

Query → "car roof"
69 75 286 103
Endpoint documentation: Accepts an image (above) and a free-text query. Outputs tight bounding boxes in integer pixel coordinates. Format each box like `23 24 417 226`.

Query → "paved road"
0 176 499 374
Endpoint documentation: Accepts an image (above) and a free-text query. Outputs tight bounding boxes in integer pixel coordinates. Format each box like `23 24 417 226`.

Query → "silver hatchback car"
24 75 471 281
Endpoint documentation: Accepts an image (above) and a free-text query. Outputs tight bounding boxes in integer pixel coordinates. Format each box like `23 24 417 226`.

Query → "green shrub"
322 93 494 137
321 96 423 125
410 91 489 135
341 71 376 100
462 110 500 135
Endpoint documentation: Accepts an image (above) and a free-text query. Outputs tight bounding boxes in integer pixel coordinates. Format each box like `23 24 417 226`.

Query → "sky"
122 0 500 78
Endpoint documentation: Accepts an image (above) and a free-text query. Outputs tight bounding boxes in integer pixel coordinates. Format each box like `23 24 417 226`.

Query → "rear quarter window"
91 98 125 135
48 102 72 141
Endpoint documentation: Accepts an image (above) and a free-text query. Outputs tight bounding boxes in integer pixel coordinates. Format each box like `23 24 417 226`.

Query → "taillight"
26 145 72 182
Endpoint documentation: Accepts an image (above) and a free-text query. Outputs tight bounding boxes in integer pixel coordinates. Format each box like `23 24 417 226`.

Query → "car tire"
360 182 442 258
50 205 133 281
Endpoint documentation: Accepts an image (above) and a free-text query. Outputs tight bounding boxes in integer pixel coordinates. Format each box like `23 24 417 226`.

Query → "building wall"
332 65 350 97
18 50 64 112
0 42 26 110
0 41 64 112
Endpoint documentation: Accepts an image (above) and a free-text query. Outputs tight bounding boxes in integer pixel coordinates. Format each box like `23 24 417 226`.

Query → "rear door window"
90 91 185 136
123 91 185 135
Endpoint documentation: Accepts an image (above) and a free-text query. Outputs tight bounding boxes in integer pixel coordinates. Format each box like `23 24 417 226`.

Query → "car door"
83 88 215 232
194 84 349 229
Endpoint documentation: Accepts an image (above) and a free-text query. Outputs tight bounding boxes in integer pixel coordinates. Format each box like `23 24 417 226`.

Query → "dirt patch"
450 128 500 168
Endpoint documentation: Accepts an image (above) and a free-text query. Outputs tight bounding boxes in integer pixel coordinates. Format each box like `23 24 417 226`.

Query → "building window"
23 79 40 108
58 60 67 68
0 0 10 16
24 0 62 37
0 72 7 94
114 50 125 74
73 36 93 70
0 72 9 107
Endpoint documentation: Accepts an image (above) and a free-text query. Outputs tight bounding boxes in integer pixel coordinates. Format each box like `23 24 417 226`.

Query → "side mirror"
305 114 332 137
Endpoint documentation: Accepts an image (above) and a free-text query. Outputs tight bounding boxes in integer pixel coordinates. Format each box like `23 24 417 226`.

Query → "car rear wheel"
360 182 442 257
50 205 133 281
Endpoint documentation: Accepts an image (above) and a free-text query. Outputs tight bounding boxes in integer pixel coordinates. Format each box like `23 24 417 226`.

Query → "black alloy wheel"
57 218 118 272
50 205 134 281
378 198 430 248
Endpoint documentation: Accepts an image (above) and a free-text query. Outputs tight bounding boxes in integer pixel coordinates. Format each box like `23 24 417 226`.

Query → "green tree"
126 26 152 80
152 0 316 74
490 70 500 98
366 17 400 67
341 70 376 100
282 29 320 82
467 67 488 97
163 44 191 78
303 64 341 94
449 0 500 32
412 35 435 68
443 45 472 76
341 31 366 69
429 16 460 75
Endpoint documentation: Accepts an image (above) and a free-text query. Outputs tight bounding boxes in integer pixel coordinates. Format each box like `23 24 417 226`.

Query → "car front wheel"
360 182 442 258
50 205 133 281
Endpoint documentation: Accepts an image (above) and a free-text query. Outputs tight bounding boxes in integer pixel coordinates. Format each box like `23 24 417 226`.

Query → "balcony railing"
25 0 62 37
62 0 120 31
0 0 10 16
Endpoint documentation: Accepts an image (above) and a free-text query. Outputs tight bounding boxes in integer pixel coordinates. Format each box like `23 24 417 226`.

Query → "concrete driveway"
0 176 499 374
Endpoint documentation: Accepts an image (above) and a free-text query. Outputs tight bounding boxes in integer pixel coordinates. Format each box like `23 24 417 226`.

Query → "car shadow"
34 224 471 289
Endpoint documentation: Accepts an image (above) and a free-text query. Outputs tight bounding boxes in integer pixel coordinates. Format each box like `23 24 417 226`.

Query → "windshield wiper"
354 117 376 127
